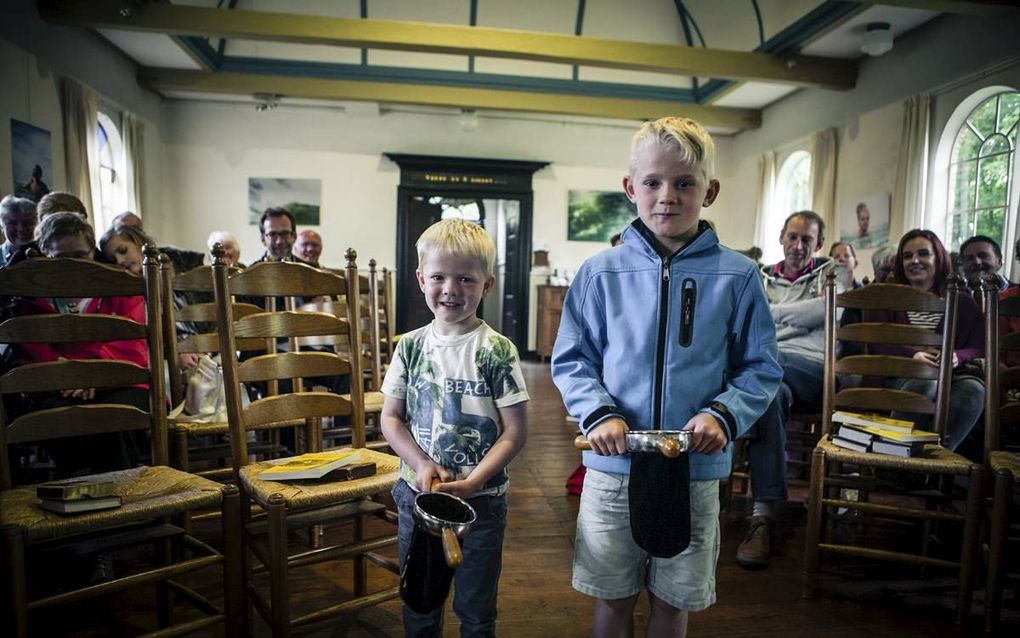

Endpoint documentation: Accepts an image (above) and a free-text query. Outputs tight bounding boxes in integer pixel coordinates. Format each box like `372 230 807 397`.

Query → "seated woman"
861 229 984 452
829 241 862 289
11 212 149 477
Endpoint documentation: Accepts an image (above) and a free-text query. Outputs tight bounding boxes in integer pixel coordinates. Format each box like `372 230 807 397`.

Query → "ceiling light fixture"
459 109 479 132
254 93 280 112
860 22 893 57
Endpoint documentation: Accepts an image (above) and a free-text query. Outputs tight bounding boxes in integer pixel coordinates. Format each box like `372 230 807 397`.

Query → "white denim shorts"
572 468 720 611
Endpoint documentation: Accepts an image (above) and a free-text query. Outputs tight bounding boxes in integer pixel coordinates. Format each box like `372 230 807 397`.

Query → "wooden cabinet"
536 285 568 362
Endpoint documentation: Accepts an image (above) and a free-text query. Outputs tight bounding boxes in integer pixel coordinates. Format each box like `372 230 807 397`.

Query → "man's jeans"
393 479 507 638
743 351 824 503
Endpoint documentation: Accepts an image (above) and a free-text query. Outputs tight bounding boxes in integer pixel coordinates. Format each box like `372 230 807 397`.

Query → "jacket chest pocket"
679 278 697 347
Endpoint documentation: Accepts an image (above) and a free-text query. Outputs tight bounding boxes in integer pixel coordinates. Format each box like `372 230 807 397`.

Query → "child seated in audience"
380 218 529 636
10 212 149 477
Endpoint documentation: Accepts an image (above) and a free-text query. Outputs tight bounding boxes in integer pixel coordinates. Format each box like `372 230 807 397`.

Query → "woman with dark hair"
863 229 984 451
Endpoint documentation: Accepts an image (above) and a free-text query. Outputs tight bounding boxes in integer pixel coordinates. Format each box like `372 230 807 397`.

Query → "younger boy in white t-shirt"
381 218 529 636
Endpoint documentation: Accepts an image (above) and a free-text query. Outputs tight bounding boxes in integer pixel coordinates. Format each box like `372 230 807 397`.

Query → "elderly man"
1 195 37 266
207 230 243 267
293 229 323 267
736 210 846 570
960 234 1011 294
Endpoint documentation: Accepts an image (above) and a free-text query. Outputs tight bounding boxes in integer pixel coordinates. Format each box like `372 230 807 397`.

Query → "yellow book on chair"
831 411 914 433
259 449 364 481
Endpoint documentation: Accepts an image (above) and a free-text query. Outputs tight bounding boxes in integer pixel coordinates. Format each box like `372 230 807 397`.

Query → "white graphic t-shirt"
381 321 529 496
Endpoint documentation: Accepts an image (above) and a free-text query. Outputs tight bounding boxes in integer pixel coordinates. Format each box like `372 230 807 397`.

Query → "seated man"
960 234 1012 296
737 210 845 569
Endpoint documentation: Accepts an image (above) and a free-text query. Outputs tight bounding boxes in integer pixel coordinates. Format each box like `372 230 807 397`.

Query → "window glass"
763 150 812 265
947 91 1019 250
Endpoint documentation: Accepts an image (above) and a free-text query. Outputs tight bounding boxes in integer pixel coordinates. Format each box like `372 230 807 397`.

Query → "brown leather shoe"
736 516 773 570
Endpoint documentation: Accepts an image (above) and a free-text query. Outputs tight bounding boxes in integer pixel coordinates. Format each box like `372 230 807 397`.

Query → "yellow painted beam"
139 69 761 131
41 0 855 90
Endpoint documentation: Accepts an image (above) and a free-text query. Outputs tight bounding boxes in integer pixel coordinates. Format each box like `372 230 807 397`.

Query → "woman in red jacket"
11 212 149 477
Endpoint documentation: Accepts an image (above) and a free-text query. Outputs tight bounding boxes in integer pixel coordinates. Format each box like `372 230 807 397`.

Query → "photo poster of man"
840 192 890 250
11 119 52 203
248 177 321 225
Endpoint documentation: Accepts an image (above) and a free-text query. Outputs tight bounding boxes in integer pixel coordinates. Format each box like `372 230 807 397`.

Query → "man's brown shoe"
736 515 773 570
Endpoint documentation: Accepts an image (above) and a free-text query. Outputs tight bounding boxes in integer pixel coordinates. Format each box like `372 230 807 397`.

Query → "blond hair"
416 218 496 275
629 117 715 181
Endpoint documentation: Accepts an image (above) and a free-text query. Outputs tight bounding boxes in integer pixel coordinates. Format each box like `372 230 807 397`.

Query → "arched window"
945 90 1019 251
763 150 812 265
931 88 1019 265
96 111 126 230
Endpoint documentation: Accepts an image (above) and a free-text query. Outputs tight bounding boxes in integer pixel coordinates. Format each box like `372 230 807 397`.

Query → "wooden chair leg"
221 484 245 637
2 524 29 638
157 529 173 627
985 469 1011 634
173 425 190 471
804 447 826 576
354 516 367 597
956 464 983 624
267 494 291 637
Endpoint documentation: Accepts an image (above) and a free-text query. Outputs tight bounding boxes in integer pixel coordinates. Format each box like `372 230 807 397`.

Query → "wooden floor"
31 362 1019 636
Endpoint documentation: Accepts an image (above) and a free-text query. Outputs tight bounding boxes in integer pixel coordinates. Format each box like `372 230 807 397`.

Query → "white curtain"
810 128 838 239
121 112 145 215
892 93 930 235
754 151 776 255
60 77 100 223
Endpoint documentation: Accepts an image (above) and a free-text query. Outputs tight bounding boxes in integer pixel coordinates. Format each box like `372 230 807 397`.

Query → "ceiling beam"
40 0 856 90
139 69 761 131
855 0 1020 14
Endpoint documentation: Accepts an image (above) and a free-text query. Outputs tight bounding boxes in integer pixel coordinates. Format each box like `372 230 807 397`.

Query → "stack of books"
35 479 123 514
830 411 939 457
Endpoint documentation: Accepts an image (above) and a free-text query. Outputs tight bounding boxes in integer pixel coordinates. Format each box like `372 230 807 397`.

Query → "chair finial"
142 243 160 266
211 242 226 266
345 247 358 269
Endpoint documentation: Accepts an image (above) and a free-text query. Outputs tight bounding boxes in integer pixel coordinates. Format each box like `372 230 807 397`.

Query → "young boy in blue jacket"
552 116 782 636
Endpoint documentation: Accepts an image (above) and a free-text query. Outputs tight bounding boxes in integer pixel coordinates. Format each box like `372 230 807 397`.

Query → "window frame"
95 110 127 231
930 85 1019 269
762 149 812 266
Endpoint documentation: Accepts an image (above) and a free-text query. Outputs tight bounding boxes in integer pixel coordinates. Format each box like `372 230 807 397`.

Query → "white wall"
728 12 1020 276
0 1 166 237
162 101 639 272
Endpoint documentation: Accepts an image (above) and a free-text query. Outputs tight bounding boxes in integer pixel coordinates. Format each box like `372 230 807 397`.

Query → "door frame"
386 154 548 351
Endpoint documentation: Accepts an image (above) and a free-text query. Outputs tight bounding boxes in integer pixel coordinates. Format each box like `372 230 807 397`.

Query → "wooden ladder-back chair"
981 277 1020 632
0 247 241 637
160 260 290 480
211 246 400 635
804 274 984 623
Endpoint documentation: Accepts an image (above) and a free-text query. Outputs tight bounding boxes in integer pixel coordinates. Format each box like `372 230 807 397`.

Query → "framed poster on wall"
839 192 890 250
567 189 636 243
248 177 321 225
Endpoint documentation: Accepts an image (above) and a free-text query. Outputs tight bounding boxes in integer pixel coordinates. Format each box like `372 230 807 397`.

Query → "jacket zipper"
652 258 670 431
680 278 697 347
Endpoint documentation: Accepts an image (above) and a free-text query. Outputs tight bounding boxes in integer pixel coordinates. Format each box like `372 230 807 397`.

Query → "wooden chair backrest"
161 260 262 406
983 277 1020 465
0 247 168 489
212 248 368 474
822 274 959 441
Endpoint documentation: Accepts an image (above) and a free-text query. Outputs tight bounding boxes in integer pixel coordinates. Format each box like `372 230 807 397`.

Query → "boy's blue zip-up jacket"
551 220 782 481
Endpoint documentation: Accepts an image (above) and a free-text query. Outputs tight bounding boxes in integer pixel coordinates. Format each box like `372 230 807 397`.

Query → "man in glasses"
256 206 303 264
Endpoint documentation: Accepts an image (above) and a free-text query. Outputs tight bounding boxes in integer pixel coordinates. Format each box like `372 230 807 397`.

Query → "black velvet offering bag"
628 451 691 557
400 525 456 614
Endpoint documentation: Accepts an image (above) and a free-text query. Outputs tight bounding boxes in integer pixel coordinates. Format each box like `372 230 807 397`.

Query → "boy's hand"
586 417 629 456
683 413 726 454
414 461 452 493
432 476 481 500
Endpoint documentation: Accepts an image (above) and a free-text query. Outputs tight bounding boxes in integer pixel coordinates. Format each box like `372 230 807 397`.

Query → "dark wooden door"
397 190 444 334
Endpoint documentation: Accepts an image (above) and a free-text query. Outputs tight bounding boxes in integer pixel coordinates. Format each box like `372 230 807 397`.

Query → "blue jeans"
888 376 985 451
393 479 508 638
743 351 824 503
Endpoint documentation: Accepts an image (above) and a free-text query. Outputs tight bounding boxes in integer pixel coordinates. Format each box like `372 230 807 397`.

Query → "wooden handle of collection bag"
573 435 681 458
429 479 463 569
